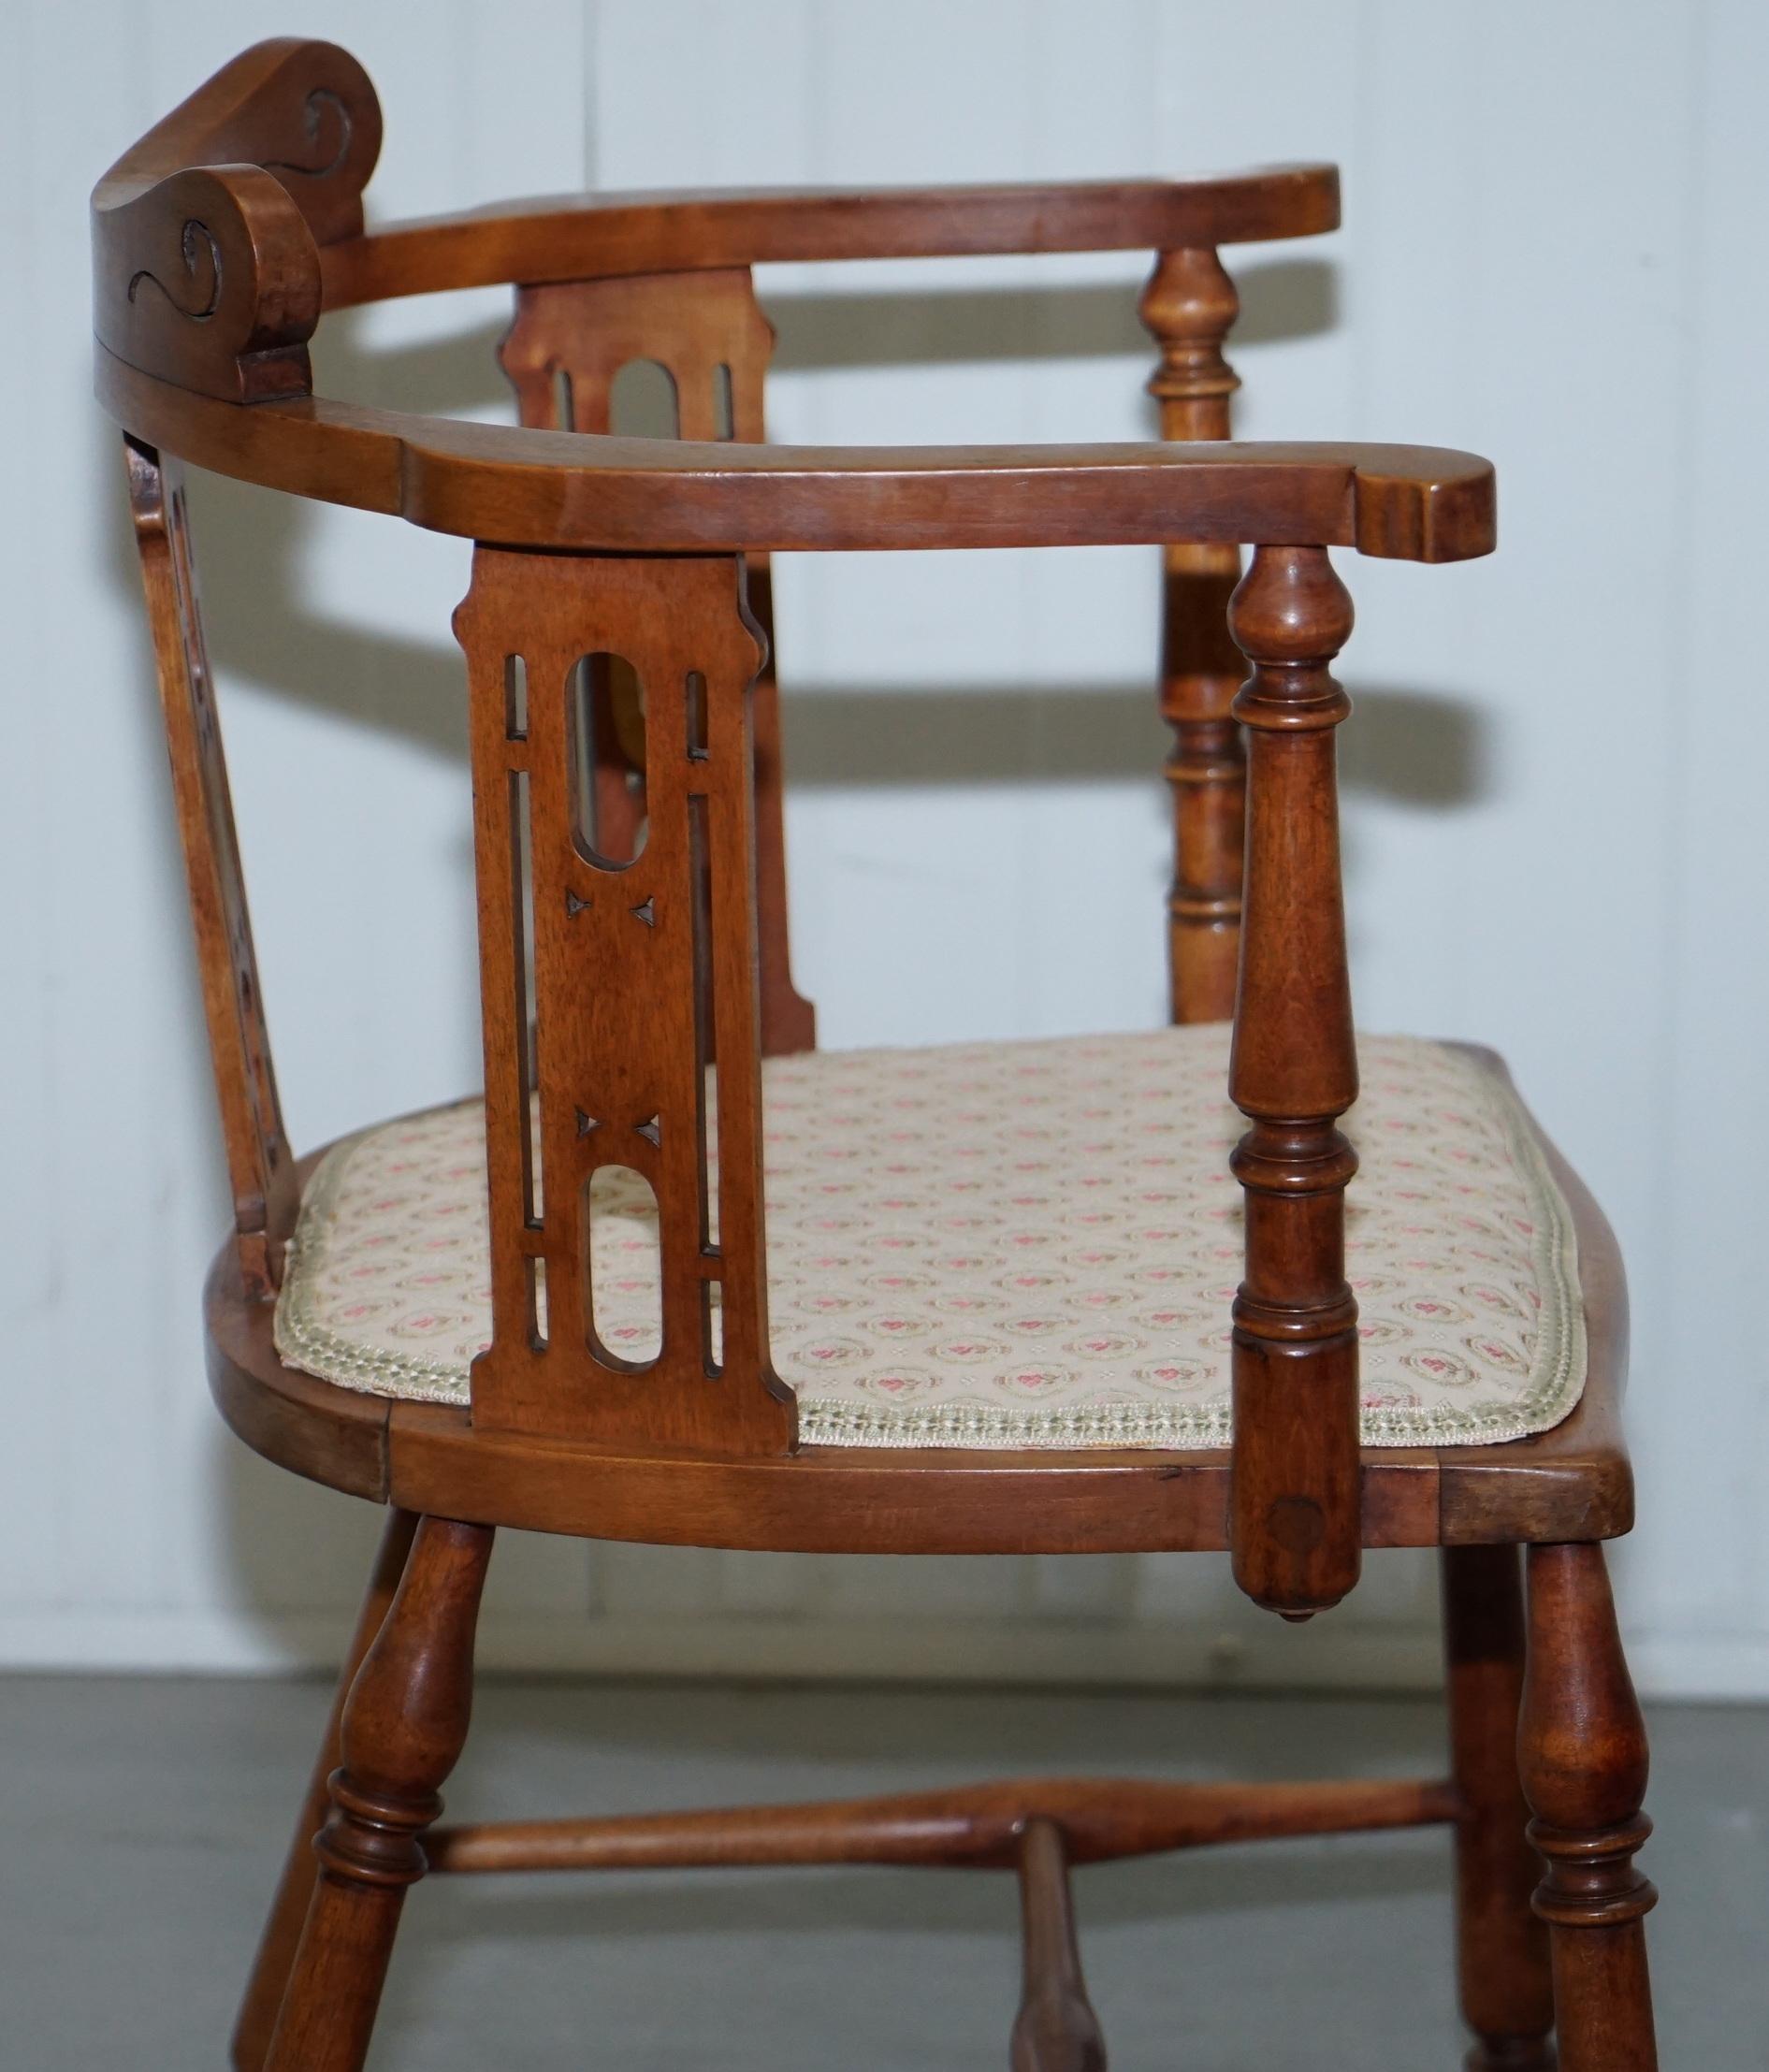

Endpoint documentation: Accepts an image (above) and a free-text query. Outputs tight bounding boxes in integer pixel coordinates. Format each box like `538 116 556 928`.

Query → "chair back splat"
455 549 793 1451
499 271 815 1057
124 442 297 1297
93 39 1501 1616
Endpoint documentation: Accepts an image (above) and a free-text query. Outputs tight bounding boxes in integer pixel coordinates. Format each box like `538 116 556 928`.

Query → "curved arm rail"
92 44 1337 401
318 167 1341 308
91 39 1490 564
97 352 1493 558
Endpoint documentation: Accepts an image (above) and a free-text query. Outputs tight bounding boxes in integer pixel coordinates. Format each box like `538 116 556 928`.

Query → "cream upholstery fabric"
274 1027 1586 1450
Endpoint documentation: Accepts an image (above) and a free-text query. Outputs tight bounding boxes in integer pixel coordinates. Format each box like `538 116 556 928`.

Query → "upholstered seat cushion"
273 1027 1585 1450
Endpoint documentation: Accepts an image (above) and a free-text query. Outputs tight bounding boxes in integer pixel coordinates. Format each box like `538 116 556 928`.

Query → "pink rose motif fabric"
274 1025 1585 1450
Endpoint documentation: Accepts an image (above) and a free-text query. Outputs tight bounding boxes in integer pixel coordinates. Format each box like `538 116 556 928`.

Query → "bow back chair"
94 39 1658 2072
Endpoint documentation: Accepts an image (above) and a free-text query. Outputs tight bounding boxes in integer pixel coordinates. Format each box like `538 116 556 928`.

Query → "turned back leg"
1520 1542 1658 2072
1139 245 1246 1026
1443 1544 1555 2071
264 1515 494 2072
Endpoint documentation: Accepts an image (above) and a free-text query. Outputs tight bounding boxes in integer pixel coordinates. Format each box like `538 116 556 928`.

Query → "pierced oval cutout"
586 1165 663 1369
610 357 680 438
712 362 735 440
686 670 709 760
570 652 647 869
526 1256 548 1351
504 653 528 739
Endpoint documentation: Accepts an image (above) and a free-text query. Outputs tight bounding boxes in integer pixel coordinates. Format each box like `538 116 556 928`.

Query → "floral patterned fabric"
274 1027 1586 1450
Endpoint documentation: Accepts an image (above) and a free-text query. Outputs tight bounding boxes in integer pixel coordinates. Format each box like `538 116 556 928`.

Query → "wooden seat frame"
96 39 1659 2072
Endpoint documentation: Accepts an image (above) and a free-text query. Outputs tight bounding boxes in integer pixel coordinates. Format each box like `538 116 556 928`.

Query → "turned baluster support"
1520 1542 1659 2072
1226 544 1360 1616
1140 247 1247 1025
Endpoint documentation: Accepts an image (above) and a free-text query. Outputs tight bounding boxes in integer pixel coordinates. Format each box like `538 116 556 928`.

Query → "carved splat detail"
125 438 296 1297
457 548 795 1451
501 269 772 442
500 269 816 1056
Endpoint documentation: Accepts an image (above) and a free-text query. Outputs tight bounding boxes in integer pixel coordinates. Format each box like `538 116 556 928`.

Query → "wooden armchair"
94 39 1659 2072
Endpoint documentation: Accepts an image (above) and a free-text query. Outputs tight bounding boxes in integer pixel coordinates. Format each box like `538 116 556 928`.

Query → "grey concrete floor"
1 1674 1761 2068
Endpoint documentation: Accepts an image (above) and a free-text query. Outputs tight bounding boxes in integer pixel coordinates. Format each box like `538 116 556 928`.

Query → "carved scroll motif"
92 39 382 399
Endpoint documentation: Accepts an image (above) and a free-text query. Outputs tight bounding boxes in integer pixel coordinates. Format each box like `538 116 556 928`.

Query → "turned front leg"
1519 1542 1658 2072
265 1516 495 2072
234 1507 420 2070
1225 544 1360 1616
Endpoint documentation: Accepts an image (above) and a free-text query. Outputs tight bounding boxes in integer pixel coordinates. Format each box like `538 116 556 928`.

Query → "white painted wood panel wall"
4 0 1765 1695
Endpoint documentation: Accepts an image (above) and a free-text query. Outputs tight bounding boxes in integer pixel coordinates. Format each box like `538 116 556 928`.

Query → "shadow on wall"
779 682 1486 803
126 256 1490 1653
764 254 1339 369
190 254 1484 804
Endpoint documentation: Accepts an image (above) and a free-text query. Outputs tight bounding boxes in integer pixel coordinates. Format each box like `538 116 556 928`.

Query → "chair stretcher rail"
423 1775 1460 1874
